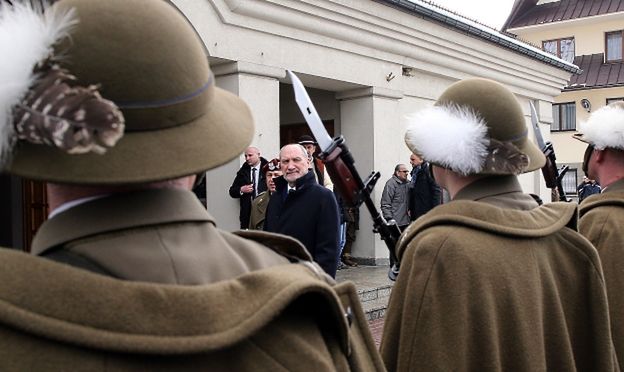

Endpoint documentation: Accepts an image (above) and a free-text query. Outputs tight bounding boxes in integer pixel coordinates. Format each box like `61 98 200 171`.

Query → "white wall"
174 0 573 261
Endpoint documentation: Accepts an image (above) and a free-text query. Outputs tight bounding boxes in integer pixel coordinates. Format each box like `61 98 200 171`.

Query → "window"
543 37 575 63
552 102 576 131
606 31 623 62
562 168 578 196
607 97 624 105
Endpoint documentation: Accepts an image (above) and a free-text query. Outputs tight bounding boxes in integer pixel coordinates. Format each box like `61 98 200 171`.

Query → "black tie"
251 168 257 198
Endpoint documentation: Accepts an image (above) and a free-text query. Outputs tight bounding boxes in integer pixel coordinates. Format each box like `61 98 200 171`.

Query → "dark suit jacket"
264 172 340 278
229 158 268 228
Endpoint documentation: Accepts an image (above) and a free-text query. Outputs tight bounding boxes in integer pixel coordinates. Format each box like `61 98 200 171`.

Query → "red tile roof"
565 53 624 90
506 0 624 29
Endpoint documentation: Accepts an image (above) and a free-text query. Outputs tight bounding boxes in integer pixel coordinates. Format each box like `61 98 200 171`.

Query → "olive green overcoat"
579 178 624 368
0 188 384 371
381 176 619 372
249 190 271 230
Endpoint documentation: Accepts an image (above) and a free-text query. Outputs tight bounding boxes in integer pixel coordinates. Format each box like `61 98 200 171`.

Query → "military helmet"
404 78 545 176
3 0 254 184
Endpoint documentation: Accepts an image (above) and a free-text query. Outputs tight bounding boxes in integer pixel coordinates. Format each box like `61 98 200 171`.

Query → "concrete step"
336 265 394 321
359 284 392 321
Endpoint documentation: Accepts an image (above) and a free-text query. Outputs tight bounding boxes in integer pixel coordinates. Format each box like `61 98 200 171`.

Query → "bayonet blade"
287 70 333 152
529 101 547 150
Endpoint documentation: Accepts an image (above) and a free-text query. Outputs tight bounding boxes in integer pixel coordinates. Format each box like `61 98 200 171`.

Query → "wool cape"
579 178 624 369
0 248 384 371
381 195 618 371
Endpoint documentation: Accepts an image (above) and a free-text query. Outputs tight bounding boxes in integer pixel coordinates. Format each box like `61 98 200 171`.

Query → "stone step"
362 292 390 321
358 284 392 321
336 265 394 321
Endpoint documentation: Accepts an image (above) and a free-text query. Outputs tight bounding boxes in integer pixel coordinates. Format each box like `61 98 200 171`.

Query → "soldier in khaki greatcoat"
0 1 384 370
575 101 624 368
380 78 618 371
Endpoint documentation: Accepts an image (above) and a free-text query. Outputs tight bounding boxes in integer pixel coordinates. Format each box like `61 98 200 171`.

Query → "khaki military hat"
573 101 624 150
404 78 545 176
3 0 253 184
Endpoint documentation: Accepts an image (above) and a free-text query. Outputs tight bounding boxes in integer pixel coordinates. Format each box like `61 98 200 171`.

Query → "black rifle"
318 136 402 281
541 143 571 202
529 102 571 202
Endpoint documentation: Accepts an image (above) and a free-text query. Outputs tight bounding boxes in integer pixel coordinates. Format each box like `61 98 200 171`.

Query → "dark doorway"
280 120 334 148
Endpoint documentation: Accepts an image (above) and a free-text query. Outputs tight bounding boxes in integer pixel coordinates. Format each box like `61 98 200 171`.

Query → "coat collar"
0 248 350 354
454 175 521 201
31 188 213 255
453 175 538 210
603 177 624 194
275 171 316 195
397 191 578 259
392 174 408 184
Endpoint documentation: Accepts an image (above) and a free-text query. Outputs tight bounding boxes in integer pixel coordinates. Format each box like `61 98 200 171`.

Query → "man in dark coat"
575 101 624 367
264 144 341 277
408 153 441 220
229 146 268 229
577 176 601 202
381 78 618 371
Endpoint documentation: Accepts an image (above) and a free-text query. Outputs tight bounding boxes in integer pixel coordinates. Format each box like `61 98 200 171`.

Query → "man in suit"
229 146 268 228
264 144 341 277
0 0 383 369
408 153 441 221
381 78 618 371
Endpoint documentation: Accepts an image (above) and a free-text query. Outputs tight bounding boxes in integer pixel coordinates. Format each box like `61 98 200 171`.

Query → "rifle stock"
540 143 571 202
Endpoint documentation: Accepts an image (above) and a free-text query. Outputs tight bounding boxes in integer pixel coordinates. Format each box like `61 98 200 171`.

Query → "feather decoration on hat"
404 104 489 175
0 1 125 167
482 138 529 175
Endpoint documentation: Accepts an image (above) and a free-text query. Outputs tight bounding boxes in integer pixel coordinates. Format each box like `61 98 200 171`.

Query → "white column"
205 61 283 231
337 87 404 264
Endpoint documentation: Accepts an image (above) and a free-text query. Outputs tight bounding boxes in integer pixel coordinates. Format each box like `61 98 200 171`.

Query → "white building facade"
173 0 576 263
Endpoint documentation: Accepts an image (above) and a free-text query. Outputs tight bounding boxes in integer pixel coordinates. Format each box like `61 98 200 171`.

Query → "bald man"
229 146 268 228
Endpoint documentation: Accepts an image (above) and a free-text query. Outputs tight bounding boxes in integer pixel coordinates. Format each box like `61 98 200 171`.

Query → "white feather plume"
579 104 624 150
0 2 77 164
404 104 489 175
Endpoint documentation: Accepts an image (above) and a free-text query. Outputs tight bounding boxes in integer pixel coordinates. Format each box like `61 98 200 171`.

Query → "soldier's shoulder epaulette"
232 230 313 263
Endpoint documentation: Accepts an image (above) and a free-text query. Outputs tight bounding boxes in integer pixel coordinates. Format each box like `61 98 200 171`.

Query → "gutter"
375 0 582 75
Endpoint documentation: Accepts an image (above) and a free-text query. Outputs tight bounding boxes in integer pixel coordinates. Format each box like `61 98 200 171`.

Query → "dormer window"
606 31 623 62
543 37 575 63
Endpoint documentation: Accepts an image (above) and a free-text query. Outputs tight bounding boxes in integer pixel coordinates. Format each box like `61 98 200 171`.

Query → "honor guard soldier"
0 1 383 370
380 78 618 372
575 101 624 368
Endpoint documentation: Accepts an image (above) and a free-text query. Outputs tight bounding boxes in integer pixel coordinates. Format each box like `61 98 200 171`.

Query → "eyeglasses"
398 170 409 173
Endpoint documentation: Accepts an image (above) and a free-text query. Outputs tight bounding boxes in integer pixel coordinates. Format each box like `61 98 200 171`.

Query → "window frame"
606 97 624 105
552 102 576 132
605 30 624 63
563 168 578 196
542 37 575 63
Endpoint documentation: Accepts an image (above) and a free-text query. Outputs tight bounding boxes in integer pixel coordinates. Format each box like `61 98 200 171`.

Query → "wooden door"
22 180 48 252
280 120 334 150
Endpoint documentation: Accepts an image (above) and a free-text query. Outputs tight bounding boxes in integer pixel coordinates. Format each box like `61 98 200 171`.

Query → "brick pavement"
368 317 385 348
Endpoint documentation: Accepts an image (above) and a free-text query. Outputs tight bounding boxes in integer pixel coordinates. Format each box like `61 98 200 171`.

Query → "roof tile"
566 53 624 90
508 0 623 28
